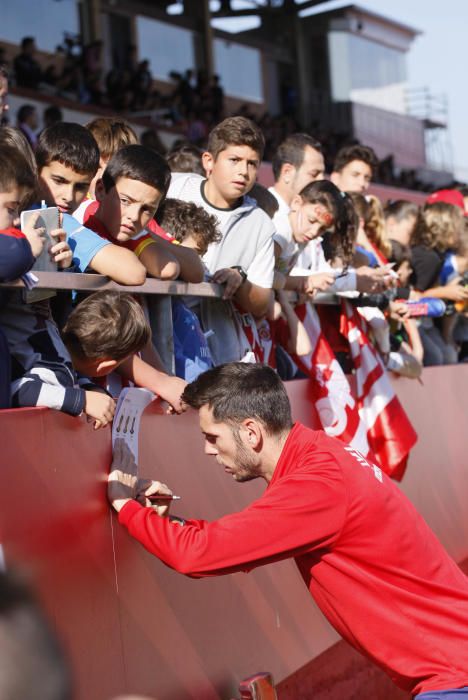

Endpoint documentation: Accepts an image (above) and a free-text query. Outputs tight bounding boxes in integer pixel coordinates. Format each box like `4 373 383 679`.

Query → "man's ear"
94 358 118 377
202 151 214 177
242 418 263 450
280 162 295 185
94 178 105 202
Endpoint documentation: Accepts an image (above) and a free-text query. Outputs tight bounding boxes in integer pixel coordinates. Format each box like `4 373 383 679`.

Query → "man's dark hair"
272 133 323 181
182 363 293 436
17 104 36 124
43 105 63 128
0 570 72 700
101 144 171 197
62 291 151 362
166 142 204 176
36 122 100 177
332 144 378 175
207 116 265 161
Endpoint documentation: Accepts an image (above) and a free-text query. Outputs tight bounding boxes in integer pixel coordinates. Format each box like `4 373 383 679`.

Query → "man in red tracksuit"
108 363 468 699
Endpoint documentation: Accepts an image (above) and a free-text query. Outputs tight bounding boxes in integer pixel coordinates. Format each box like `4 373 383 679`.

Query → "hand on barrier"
213 267 244 299
304 272 335 295
84 390 116 429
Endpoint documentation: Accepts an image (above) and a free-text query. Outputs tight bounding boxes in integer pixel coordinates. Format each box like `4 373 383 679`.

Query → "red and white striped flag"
293 303 369 451
293 302 417 480
340 301 417 480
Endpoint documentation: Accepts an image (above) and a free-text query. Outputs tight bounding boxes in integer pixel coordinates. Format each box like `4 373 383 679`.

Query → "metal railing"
0 271 361 373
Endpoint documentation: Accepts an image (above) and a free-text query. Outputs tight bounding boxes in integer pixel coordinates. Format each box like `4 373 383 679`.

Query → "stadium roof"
147 1 337 19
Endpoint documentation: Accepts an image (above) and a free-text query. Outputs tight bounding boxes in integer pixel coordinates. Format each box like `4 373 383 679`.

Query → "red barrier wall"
0 366 467 699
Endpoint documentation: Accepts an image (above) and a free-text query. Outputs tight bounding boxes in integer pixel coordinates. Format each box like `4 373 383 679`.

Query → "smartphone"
20 206 60 273
20 206 60 303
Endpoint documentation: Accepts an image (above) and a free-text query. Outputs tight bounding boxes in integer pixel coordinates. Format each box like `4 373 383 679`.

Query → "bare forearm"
90 246 146 285
140 242 180 279
284 275 306 291
403 320 424 362
117 355 186 412
234 282 273 317
171 244 205 283
139 339 168 372
278 295 312 356
118 354 169 392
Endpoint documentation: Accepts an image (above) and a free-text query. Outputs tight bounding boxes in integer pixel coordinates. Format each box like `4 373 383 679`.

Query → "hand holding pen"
109 439 178 517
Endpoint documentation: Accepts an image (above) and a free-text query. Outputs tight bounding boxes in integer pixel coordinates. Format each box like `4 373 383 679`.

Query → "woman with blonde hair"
410 202 468 365
348 193 391 266
411 202 465 297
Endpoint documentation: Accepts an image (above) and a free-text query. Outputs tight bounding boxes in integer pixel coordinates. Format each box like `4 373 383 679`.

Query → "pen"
145 493 181 503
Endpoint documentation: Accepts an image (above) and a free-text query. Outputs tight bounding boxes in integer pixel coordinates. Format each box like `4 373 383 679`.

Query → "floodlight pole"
81 0 102 43
201 0 215 77
185 0 215 77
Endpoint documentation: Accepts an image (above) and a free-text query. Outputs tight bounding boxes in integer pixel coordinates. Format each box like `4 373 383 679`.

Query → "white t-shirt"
269 187 309 274
168 173 275 288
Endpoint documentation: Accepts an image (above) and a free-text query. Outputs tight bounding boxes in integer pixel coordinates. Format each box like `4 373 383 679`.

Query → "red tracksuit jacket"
119 422 468 696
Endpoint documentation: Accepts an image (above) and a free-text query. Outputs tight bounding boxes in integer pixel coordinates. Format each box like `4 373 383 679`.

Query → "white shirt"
168 173 275 288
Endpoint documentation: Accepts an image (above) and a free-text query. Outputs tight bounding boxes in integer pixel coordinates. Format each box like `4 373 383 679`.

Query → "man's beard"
232 432 260 482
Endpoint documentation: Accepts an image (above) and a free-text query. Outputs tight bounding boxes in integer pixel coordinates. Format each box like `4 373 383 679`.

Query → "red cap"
427 189 467 215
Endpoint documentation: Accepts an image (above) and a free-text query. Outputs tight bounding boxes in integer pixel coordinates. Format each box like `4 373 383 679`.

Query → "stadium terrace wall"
0 366 467 699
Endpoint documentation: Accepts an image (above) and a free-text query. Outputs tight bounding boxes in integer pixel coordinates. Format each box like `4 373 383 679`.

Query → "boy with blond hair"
85 117 138 197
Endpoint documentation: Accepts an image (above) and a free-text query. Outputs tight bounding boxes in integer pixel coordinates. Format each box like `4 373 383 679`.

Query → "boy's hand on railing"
213 267 244 299
22 213 46 259
49 229 73 269
304 272 335 295
84 391 116 429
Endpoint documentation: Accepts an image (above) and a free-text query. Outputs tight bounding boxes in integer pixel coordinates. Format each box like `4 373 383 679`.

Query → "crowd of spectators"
1 44 468 424
1 34 458 191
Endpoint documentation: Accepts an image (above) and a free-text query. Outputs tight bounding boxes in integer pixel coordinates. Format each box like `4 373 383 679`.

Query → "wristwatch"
230 266 248 284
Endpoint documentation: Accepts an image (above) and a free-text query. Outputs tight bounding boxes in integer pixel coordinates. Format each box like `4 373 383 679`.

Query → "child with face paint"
273 179 357 295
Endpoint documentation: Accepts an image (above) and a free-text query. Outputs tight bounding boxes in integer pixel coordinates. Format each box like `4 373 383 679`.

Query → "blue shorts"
416 689 468 699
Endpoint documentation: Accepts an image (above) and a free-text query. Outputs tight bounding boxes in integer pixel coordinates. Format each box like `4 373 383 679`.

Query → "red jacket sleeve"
118 468 347 578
